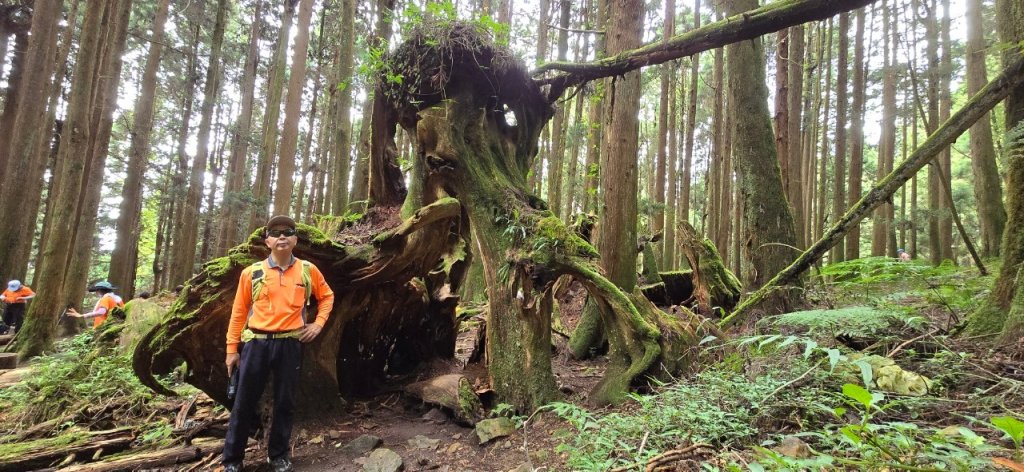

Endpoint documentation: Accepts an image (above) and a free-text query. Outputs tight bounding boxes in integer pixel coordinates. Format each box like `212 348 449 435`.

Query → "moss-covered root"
560 258 662 406
568 298 604 359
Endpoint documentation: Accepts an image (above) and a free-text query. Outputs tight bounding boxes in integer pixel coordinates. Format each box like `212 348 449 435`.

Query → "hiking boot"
222 463 242 472
269 457 293 472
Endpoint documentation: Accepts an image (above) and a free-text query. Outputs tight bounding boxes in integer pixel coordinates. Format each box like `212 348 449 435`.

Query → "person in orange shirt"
66 281 124 328
1 280 35 334
222 215 334 472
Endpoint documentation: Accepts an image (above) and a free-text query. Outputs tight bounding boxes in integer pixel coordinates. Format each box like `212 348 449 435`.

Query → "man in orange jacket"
222 215 335 472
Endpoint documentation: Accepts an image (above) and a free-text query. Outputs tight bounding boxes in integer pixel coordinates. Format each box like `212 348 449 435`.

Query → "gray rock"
474 417 517 444
342 434 383 455
407 434 440 450
421 408 449 424
362 448 403 472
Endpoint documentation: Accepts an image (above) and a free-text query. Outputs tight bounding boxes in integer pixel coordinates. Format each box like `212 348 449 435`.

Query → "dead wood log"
0 428 134 472
56 437 222 472
404 374 485 425
721 53 1024 330
536 0 877 101
0 353 16 369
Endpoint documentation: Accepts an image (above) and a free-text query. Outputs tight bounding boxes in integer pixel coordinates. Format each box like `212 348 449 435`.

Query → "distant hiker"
66 281 124 328
0 280 35 334
222 215 335 472
897 248 911 262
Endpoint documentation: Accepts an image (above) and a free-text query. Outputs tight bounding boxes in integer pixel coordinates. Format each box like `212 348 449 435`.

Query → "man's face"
264 225 297 253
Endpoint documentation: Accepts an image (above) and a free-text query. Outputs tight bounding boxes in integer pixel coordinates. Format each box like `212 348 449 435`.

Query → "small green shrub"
768 306 914 339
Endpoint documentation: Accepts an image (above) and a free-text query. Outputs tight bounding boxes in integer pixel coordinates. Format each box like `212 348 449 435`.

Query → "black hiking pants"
2 303 25 333
222 337 302 466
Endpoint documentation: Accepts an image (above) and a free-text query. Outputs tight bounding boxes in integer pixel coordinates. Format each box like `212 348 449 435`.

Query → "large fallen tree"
135 0 880 412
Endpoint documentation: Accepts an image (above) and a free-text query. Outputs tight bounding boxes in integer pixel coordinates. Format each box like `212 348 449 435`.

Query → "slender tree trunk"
596 0 644 404
872 0 896 257
274 0 315 216
965 0 1005 258
969 0 1024 340
774 28 790 197
0 1 61 284
787 25 805 248
0 32 27 178
708 38 725 244
19 0 132 358
218 1 262 255
252 0 296 228
170 0 228 287
109 0 171 297
830 12 849 263
563 15 589 218
726 0 800 314
350 0 396 208
938 0 954 261
846 7 866 261
528 0 551 193
546 0 570 219
330 0 356 214
815 20 832 245
682 0 701 235
654 0 674 258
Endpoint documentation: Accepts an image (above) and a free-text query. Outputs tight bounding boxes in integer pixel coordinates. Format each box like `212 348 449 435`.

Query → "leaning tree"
134 0 877 412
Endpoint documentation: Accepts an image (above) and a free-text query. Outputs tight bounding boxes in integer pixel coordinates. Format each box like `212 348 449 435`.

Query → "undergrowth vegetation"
545 256 1024 470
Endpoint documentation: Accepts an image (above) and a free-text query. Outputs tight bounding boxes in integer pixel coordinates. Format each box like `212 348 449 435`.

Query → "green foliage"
545 367 804 471
768 306 916 340
990 416 1024 450
0 332 159 427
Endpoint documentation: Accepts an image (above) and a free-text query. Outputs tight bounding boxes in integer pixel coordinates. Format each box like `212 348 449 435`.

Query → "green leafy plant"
991 416 1024 450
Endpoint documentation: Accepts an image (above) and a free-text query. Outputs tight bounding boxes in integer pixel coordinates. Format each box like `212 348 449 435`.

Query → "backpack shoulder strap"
300 260 313 304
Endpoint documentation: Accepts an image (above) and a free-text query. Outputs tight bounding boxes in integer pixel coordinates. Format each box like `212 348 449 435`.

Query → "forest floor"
1 257 1023 471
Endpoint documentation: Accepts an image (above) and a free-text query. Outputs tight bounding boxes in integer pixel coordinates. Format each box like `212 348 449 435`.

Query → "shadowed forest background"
0 0 1023 470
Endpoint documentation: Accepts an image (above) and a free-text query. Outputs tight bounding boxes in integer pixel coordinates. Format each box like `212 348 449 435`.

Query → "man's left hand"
299 323 322 343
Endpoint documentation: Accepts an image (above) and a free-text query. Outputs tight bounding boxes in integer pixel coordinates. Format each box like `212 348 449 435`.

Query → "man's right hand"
225 352 240 376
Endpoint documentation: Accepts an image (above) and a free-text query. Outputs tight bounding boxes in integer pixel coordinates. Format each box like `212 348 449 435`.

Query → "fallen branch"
721 52 1024 330
57 437 222 472
0 428 134 472
536 0 876 101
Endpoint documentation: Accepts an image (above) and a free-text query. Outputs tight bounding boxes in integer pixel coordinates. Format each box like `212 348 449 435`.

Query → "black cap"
266 215 296 230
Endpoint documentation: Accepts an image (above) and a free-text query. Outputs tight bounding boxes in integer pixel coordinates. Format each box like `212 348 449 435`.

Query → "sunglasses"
267 228 296 238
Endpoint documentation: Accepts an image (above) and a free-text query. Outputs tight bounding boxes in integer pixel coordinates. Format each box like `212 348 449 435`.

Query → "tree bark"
546 0 570 219
787 25 805 248
0 1 61 284
968 0 1024 341
251 0 296 229
18 0 130 358
218 1 262 255
872 0 896 258
329 0 356 214
724 52 1024 330
170 0 228 288
109 0 171 298
273 0 315 216
725 0 801 316
965 0 1006 258
846 7 866 261
830 12 849 263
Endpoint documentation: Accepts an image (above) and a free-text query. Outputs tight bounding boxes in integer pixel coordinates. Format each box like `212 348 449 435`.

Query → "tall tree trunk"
924 0 942 265
846 7 866 261
787 25 805 248
528 0 551 194
546 0 570 219
274 0 315 216
830 12 849 263
350 0 396 209
938 0 954 261
170 0 228 287
18 0 132 358
0 1 61 284
815 20 832 245
965 0 1005 258
563 12 589 218
654 0 674 258
726 0 800 314
682 0 701 236
330 0 356 214
968 0 1024 340
218 1 262 255
587 0 645 404
109 0 171 297
872 0 896 257
0 32 27 178
774 28 790 196
251 0 296 228
64 0 133 310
